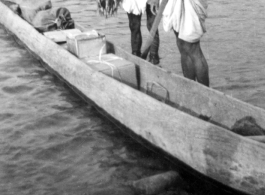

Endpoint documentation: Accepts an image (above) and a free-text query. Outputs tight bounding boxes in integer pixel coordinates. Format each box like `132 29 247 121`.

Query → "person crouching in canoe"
149 0 209 86
97 0 160 65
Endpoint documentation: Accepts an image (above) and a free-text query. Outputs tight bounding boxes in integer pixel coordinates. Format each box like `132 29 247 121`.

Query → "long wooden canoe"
1 2 265 195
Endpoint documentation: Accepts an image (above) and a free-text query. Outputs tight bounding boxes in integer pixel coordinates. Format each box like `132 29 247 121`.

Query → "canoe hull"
0 2 265 195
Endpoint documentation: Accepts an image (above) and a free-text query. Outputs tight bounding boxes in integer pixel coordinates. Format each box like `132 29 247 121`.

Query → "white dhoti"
121 0 147 15
163 0 208 43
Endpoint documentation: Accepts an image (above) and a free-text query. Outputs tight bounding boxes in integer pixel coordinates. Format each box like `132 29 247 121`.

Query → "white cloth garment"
121 0 148 15
163 0 208 43
121 0 207 43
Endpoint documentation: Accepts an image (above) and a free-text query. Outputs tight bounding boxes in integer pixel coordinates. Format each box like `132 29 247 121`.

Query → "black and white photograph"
0 0 264 194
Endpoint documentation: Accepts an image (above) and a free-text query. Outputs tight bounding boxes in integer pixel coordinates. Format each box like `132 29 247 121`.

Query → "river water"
0 0 265 195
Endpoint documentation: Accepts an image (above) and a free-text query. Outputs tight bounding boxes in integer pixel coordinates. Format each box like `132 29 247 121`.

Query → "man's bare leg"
175 31 209 87
180 51 196 81
127 13 142 57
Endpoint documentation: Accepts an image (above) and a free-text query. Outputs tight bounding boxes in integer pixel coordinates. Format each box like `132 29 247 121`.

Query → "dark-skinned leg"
180 52 196 80
195 45 209 86
174 31 209 86
174 31 196 80
127 13 142 57
146 4 160 65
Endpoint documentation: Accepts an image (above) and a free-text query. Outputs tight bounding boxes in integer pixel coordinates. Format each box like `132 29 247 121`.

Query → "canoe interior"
73 24 265 140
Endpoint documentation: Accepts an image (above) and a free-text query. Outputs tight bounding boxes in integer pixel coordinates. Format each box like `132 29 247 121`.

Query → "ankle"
149 53 160 65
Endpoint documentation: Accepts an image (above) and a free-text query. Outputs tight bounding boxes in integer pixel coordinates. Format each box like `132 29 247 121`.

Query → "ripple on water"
2 85 33 94
0 74 11 82
0 113 13 121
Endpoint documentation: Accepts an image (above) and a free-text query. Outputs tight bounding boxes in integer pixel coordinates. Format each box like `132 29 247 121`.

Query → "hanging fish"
96 0 121 18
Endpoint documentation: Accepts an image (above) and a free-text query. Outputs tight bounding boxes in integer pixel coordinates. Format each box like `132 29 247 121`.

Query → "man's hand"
147 0 160 15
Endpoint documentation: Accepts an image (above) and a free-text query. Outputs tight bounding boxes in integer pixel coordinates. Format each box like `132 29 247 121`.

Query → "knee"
176 38 189 55
129 20 141 31
177 38 199 56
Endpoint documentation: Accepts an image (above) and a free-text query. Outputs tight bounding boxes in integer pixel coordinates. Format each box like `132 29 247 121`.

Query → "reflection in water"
1 0 265 195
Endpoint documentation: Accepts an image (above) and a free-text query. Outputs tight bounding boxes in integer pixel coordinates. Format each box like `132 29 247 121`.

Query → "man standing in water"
121 0 160 65
97 0 209 86
148 0 209 86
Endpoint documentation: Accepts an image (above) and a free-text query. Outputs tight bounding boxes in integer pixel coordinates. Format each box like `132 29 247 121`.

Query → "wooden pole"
141 0 168 60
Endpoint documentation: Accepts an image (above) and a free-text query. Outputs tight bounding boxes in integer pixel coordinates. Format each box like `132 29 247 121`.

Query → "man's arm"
147 0 160 15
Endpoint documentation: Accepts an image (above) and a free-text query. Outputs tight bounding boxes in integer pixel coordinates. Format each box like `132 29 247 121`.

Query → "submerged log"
126 171 185 195
88 171 186 195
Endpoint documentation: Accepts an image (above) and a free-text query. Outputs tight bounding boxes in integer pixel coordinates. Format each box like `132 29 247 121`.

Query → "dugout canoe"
1 1 265 195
